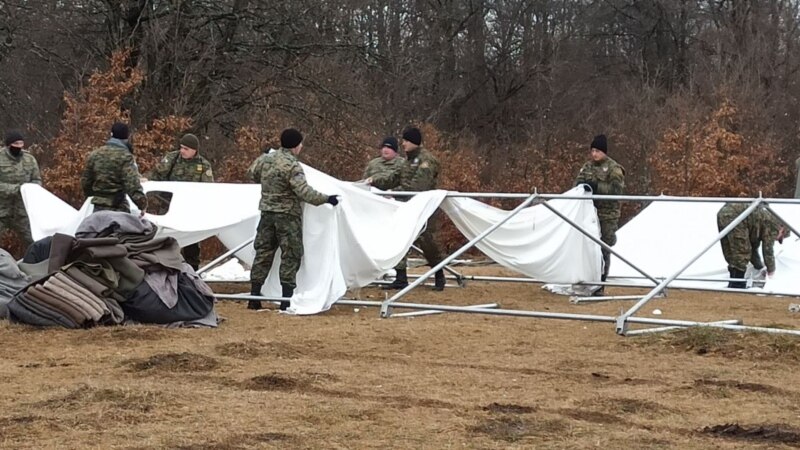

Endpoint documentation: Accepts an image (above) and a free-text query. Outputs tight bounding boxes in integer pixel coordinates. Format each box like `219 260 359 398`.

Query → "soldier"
149 133 213 270
246 128 339 311
81 122 148 214
363 137 407 191
574 134 625 296
383 127 446 291
0 131 42 250
717 203 787 288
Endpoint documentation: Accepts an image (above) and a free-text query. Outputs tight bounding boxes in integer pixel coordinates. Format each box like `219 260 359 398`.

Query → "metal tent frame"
206 190 800 337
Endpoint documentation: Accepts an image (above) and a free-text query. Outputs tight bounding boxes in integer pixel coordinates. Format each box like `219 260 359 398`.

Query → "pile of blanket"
5 211 217 328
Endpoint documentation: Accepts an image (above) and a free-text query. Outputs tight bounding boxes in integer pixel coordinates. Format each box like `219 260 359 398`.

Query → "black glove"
327 195 339 206
582 182 598 193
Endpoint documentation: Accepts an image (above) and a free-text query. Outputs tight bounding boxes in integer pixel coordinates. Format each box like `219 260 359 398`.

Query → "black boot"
432 269 445 291
592 274 607 297
729 268 747 289
280 283 293 311
247 282 263 310
383 268 409 290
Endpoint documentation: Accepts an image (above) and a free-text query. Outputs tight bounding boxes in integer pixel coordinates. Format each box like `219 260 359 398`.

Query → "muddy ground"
1 265 800 449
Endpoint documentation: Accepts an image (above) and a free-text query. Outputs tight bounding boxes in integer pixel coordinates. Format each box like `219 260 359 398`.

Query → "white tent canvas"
22 167 605 314
609 199 800 295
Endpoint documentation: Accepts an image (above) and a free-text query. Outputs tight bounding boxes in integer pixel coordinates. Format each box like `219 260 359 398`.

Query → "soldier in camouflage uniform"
246 128 339 310
149 133 214 270
81 123 148 214
383 127 446 291
717 203 787 288
574 134 625 296
0 131 42 250
363 137 407 191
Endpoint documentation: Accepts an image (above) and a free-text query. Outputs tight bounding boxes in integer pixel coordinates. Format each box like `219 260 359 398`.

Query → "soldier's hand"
140 177 149 183
364 177 373 185
582 182 598 193
327 195 339 206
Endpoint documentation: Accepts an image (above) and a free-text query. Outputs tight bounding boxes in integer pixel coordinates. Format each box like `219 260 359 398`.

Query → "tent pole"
197 236 255 275
539 200 660 285
623 320 742 336
615 198 763 335
379 192 539 318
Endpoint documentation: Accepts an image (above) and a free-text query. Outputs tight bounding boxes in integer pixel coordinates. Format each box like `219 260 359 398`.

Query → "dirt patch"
700 423 800 446
483 402 536 414
241 374 305 391
580 397 672 416
470 416 566 443
559 408 627 425
127 352 219 373
693 379 786 395
636 328 800 362
215 341 302 360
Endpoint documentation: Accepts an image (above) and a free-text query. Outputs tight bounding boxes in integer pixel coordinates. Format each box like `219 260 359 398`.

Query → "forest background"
1 0 799 254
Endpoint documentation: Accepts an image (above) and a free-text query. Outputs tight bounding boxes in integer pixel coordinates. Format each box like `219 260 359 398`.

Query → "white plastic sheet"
440 187 602 284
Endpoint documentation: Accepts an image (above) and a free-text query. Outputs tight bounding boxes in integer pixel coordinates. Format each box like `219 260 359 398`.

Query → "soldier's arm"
761 223 778 273
29 157 43 185
401 160 436 192
749 244 764 270
362 160 373 180
246 157 262 183
289 163 328 206
371 163 404 191
574 164 589 186
80 154 95 197
122 154 148 211
597 166 625 195
148 154 173 181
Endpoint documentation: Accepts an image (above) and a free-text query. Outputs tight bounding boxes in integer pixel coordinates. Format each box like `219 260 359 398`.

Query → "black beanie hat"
180 133 200 151
590 134 608 154
402 127 422 146
280 128 303 149
4 131 24 147
111 122 130 140
381 136 398 152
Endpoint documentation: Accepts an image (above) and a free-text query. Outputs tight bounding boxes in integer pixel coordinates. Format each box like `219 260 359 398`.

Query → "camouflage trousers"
599 217 618 278
717 208 751 272
396 212 443 271
0 212 33 251
250 212 303 288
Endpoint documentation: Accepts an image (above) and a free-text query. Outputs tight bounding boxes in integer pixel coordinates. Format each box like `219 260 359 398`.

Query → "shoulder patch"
205 169 213 177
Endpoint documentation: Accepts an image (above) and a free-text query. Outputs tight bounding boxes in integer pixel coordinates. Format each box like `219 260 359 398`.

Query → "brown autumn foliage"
648 98 789 198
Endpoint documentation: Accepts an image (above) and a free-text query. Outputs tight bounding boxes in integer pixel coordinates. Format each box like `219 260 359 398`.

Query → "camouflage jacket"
149 150 214 182
246 148 328 217
399 147 439 192
575 156 625 220
0 147 42 217
81 138 148 211
363 156 407 191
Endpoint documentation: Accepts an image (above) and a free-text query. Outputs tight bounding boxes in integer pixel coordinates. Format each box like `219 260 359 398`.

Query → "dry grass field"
1 266 799 449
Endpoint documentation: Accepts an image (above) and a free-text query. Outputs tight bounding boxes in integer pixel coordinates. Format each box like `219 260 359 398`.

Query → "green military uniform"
247 148 328 292
363 156 407 191
81 138 148 213
0 147 42 249
574 155 626 280
718 203 780 276
149 150 214 269
395 146 443 271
